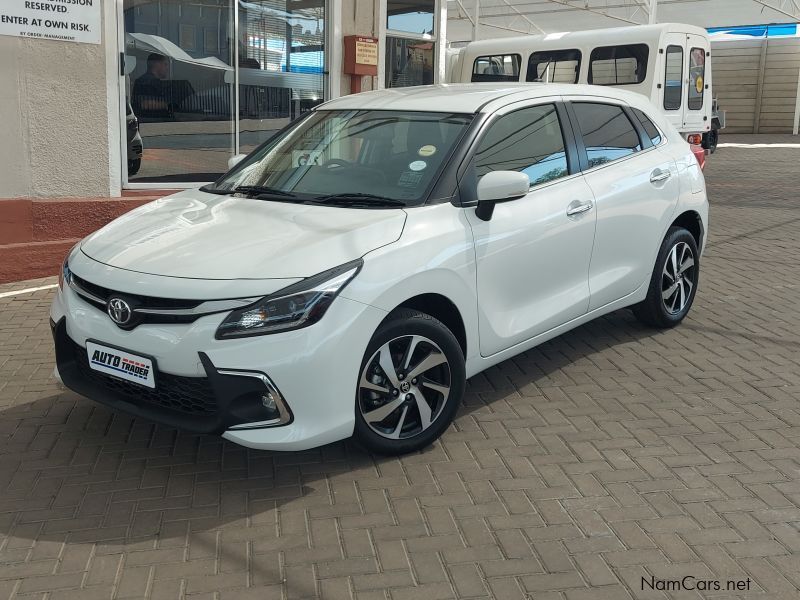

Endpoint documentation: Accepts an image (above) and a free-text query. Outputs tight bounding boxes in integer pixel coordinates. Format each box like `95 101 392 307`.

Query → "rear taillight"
687 134 702 145
691 144 706 170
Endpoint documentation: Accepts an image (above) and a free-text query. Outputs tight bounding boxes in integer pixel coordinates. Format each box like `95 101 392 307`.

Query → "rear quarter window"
632 108 663 146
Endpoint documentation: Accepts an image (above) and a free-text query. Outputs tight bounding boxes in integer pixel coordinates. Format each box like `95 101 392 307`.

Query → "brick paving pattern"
1 137 799 599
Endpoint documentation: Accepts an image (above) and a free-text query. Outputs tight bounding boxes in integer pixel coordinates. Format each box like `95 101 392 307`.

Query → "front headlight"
58 244 78 291
215 259 362 339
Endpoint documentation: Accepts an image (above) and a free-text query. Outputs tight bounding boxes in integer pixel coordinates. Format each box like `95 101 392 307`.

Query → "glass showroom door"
122 0 236 184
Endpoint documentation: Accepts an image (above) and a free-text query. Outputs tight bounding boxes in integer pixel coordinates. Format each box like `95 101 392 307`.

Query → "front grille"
69 337 218 416
70 274 205 328
71 274 202 310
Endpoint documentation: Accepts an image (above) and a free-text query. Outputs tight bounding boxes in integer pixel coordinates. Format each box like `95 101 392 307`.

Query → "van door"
660 33 687 133
684 34 710 134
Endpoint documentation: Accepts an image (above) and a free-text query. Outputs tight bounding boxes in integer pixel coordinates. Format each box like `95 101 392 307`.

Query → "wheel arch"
388 293 468 359
670 210 704 249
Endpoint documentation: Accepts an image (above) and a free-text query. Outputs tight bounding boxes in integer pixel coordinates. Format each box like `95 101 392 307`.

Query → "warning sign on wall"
0 0 102 45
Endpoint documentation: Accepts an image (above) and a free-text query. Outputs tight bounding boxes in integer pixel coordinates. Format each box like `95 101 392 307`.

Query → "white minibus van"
448 24 717 149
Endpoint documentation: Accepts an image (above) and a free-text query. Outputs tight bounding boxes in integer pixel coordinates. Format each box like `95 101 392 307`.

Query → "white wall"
0 0 118 198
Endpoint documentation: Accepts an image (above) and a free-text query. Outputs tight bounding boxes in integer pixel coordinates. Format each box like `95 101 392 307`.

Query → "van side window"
475 104 569 187
589 44 649 85
472 55 521 82
572 102 642 167
632 108 663 146
688 48 706 110
664 45 683 110
526 49 582 83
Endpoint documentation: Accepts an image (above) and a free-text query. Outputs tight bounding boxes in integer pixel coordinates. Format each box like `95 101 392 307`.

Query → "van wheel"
354 309 465 455
633 227 699 329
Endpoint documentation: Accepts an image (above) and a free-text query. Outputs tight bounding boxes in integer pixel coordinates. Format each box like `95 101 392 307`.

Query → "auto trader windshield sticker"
418 145 437 157
409 160 427 171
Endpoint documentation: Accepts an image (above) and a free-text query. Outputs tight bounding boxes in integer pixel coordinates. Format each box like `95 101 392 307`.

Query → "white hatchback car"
51 84 708 455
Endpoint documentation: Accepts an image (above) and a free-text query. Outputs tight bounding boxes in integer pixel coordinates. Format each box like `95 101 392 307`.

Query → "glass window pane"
238 1 325 153
664 45 683 110
475 104 569 186
688 47 705 110
589 44 649 85
386 37 434 87
572 103 642 167
387 0 435 36
632 108 662 146
471 54 521 82
124 0 235 183
526 49 581 83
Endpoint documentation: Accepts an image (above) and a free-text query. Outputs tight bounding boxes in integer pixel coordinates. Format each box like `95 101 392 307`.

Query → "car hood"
80 190 407 279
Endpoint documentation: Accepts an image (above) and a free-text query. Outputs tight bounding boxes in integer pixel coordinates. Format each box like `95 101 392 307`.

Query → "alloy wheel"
358 335 451 440
661 241 695 314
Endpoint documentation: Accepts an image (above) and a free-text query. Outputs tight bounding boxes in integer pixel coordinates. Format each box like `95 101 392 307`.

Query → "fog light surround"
218 369 293 430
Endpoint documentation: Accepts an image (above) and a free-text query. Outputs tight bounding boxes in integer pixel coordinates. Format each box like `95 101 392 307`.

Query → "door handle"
650 169 672 184
566 200 593 217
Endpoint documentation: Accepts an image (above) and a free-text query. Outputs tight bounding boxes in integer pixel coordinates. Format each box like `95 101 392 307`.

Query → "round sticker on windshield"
418 145 437 157
409 160 427 171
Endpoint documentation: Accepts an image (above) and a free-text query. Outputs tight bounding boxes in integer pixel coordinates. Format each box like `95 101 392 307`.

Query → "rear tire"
353 309 465 455
633 227 699 329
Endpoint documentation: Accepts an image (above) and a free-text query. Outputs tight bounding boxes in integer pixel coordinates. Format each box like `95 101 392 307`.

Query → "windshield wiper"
314 193 406 207
234 185 296 199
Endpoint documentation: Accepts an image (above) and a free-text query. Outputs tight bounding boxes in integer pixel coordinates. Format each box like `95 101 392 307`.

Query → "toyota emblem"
107 297 132 325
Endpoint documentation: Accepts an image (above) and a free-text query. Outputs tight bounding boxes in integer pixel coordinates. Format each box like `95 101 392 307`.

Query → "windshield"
208 110 473 206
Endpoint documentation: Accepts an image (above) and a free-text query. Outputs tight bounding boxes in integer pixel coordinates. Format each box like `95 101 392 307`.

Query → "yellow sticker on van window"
418 145 437 157
696 75 704 94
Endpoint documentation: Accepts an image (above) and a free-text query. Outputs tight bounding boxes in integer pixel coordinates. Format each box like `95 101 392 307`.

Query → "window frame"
525 49 582 83
687 47 706 111
471 54 523 82
461 100 581 204
564 100 647 173
663 44 683 111
630 107 665 148
588 44 650 86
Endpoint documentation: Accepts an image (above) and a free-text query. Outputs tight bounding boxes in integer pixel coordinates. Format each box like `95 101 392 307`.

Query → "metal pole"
649 0 658 23
472 0 480 41
793 62 800 135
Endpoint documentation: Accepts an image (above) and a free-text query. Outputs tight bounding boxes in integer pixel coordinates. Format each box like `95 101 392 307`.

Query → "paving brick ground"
1 136 799 599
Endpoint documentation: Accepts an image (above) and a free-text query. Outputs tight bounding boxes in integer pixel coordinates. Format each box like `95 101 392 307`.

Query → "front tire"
633 227 699 328
354 309 465 455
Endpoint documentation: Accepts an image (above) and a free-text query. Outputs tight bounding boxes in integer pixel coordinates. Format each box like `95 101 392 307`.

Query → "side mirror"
475 171 530 221
228 154 247 170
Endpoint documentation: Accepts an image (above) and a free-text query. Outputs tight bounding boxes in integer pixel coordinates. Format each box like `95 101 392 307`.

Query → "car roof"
317 83 650 114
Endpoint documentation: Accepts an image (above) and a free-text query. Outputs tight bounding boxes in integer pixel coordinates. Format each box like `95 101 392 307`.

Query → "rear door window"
472 54 521 82
589 44 649 85
526 49 582 83
688 48 706 110
664 45 683 110
572 102 642 167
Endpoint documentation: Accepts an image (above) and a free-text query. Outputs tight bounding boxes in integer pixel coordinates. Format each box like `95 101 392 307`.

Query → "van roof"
459 22 709 55
318 83 654 114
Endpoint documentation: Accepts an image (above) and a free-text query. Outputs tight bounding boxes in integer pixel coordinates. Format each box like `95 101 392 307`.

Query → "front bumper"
50 268 388 451
52 318 291 434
